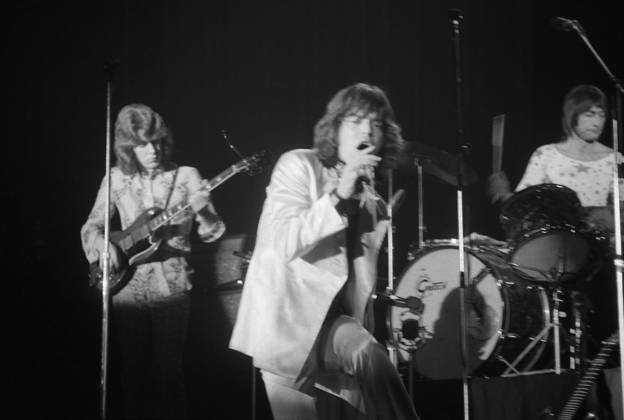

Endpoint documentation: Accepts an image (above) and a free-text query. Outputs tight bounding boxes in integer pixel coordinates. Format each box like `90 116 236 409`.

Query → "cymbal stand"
387 169 395 293
383 170 421 404
562 18 624 417
552 286 562 374
416 158 425 249
385 169 399 368
569 291 585 371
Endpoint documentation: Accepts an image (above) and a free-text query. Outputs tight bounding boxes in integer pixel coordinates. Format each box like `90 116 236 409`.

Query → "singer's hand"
336 145 381 199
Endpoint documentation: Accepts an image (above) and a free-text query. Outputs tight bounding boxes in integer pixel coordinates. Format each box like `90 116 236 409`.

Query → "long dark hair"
313 83 403 176
114 103 174 175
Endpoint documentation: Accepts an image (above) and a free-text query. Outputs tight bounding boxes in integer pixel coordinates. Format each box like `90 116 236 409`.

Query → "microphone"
354 164 375 198
448 8 463 24
550 16 579 32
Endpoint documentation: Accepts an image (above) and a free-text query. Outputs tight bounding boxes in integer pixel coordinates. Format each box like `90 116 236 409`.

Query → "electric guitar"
540 331 619 420
89 152 267 294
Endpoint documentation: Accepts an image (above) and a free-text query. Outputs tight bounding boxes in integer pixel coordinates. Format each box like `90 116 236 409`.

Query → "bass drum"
388 241 550 379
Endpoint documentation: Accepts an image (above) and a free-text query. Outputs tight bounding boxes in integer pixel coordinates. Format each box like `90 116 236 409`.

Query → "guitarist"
80 104 225 418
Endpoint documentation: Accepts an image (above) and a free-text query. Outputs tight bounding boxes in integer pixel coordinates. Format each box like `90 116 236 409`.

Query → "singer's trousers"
262 315 420 420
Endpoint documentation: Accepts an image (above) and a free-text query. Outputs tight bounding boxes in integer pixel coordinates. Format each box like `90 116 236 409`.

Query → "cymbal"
397 141 479 187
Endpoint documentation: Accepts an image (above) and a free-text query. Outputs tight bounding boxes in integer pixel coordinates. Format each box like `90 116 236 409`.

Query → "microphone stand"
99 60 117 420
566 19 624 418
221 128 257 420
449 9 470 420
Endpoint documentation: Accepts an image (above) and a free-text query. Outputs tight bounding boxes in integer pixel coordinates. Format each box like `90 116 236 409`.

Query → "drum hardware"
381 167 428 402
398 141 479 188
397 140 480 255
567 290 590 371
497 183 602 375
501 286 565 376
415 156 425 250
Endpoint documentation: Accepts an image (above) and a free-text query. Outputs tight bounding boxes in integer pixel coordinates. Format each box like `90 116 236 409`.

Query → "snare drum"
388 241 549 379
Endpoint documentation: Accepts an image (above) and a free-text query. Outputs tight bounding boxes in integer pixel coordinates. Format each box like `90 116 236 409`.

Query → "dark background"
5 0 623 418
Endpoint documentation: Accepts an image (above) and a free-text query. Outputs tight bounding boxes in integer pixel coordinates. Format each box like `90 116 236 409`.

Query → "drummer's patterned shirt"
515 143 618 207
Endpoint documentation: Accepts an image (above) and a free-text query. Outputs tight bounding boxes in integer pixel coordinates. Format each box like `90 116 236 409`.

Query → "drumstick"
491 114 505 173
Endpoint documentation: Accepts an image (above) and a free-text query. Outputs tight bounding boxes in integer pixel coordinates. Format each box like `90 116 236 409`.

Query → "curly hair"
561 85 607 139
313 83 403 176
114 104 174 175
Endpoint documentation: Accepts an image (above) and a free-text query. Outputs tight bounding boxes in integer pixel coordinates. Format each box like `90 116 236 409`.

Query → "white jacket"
229 149 389 380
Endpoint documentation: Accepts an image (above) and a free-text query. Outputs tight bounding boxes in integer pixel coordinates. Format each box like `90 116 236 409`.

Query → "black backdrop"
5 0 623 418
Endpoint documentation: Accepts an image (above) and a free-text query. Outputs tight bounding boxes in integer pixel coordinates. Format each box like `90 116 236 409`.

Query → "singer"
230 83 420 419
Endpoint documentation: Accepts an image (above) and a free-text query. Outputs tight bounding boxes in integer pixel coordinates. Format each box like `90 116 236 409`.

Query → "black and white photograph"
6 1 623 419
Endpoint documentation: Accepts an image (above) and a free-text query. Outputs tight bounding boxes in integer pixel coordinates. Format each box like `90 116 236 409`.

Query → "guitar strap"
164 167 179 210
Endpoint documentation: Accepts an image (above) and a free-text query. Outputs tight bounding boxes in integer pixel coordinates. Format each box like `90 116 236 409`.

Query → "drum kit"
384 141 611 381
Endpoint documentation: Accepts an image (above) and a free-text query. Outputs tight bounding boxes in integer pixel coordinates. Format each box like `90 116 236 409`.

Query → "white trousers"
261 315 420 420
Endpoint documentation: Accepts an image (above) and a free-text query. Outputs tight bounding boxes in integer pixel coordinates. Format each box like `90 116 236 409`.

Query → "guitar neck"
557 332 619 420
149 165 240 231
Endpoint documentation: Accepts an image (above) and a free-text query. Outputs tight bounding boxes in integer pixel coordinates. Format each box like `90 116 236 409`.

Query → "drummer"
488 84 622 235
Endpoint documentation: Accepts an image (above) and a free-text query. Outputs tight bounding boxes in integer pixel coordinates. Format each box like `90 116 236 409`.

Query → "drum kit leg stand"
501 286 563 377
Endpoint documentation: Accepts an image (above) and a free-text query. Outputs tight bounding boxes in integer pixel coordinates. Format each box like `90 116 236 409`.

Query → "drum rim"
500 183 581 216
508 224 584 248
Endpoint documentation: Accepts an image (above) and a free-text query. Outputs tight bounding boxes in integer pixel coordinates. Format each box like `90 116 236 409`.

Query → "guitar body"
89 207 164 295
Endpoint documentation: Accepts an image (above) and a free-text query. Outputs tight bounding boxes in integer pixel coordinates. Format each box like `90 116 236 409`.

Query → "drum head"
509 228 590 283
390 245 504 379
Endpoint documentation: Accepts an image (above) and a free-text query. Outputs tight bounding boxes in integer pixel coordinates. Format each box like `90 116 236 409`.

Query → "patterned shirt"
81 165 225 303
516 143 618 207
